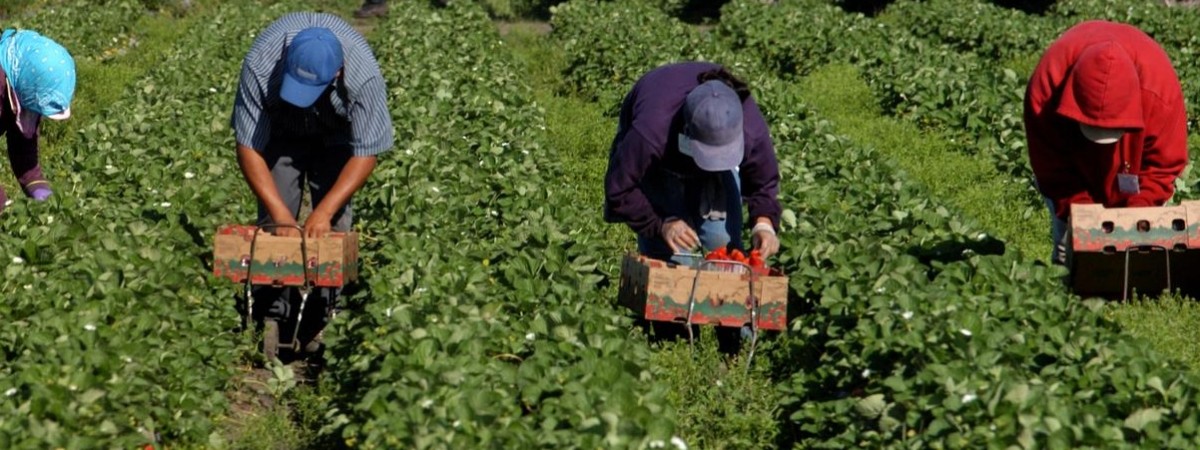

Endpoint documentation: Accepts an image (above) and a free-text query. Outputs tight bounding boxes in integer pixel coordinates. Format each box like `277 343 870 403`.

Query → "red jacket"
1024 20 1188 220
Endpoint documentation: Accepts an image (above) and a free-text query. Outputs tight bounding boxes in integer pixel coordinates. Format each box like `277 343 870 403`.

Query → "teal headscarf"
0 29 75 118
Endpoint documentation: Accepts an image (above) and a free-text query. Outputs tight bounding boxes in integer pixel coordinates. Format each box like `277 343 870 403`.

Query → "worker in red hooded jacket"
1025 20 1189 265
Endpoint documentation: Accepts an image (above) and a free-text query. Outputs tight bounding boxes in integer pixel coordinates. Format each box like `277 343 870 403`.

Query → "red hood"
1056 41 1144 130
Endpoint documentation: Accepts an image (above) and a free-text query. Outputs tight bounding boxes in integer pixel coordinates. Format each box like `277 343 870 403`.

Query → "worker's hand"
661 219 699 254
304 209 334 239
269 221 301 238
751 222 779 258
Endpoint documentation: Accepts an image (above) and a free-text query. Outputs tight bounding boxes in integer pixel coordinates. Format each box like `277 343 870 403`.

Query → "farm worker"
605 61 782 261
1025 20 1188 265
604 62 782 353
232 12 392 345
0 29 75 214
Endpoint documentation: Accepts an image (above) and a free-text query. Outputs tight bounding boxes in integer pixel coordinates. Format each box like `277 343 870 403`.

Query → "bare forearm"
236 144 294 223
313 155 377 216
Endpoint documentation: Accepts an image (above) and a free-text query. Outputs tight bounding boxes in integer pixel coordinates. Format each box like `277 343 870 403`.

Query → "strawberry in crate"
703 246 769 275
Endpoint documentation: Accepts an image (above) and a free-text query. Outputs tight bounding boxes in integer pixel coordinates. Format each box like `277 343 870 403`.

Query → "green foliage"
716 0 872 78
7 0 145 62
550 0 728 114
652 329 780 450
8 0 1200 449
880 0 1060 61
797 63 1046 261
720 0 1034 210
0 0 38 17
1109 295 1200 371
480 0 561 19
748 75 1200 449
0 1 306 447
318 2 677 448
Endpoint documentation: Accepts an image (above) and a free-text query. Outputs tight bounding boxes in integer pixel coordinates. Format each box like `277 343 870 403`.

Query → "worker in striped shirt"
232 12 393 346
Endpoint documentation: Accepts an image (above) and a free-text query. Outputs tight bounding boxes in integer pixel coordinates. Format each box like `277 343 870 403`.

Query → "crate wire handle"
682 253 761 370
1122 244 1171 302
242 224 315 351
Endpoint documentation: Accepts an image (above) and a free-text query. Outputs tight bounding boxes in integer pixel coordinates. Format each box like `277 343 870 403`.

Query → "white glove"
751 222 779 258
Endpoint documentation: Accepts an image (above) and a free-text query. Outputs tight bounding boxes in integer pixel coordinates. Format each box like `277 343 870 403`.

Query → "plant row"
8 0 148 64
317 2 677 448
0 1 306 447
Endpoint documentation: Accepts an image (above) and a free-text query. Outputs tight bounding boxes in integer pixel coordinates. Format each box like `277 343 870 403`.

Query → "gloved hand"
751 222 780 258
661 219 699 254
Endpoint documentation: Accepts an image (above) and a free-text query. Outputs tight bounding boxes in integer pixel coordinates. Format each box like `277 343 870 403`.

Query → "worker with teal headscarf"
0 29 75 214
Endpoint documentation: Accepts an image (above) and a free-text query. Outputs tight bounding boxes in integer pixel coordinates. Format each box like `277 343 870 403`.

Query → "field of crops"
6 0 1200 448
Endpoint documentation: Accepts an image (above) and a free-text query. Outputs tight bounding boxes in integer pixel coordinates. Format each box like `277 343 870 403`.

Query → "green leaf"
855 394 887 419
1124 408 1167 432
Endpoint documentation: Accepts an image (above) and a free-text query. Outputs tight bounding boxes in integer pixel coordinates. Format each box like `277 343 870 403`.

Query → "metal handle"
1122 245 1172 302
249 223 315 290
241 223 315 336
683 255 762 370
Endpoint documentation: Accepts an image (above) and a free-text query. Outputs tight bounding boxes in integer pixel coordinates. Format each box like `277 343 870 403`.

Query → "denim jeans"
636 167 743 260
1044 196 1069 265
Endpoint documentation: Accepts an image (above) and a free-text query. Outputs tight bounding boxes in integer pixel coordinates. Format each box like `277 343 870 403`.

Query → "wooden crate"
618 254 789 330
212 224 358 288
1068 201 1200 299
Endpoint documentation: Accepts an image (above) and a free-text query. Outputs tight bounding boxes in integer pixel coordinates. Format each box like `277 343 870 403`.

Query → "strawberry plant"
550 0 728 113
1 1 306 446
7 0 146 64
317 2 677 447
752 64 1200 449
7 0 1200 448
881 0 1059 61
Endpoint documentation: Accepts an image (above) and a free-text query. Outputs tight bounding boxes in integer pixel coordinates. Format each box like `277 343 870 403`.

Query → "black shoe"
354 3 388 18
267 298 291 321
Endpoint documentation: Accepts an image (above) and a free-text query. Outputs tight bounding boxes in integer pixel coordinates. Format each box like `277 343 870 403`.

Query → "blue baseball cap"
280 27 344 108
679 80 744 172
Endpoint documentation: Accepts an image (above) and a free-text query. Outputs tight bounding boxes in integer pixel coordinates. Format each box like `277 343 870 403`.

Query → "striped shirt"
233 12 393 157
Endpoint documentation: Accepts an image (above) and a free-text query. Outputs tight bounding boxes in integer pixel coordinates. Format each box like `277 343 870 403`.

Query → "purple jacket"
604 62 781 237
0 68 39 159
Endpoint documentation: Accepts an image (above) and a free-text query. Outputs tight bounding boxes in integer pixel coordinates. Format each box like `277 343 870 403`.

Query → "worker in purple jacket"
605 62 782 353
605 62 781 261
0 29 75 214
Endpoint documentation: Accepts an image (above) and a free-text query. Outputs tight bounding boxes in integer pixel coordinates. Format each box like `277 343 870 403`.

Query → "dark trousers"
251 138 353 343
0 131 47 207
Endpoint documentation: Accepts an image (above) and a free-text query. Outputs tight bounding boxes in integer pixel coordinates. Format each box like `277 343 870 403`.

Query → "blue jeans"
637 167 743 260
1043 196 1068 265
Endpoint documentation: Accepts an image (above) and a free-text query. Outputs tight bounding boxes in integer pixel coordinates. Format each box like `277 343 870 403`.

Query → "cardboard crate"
212 225 358 288
1068 201 1200 299
618 254 789 330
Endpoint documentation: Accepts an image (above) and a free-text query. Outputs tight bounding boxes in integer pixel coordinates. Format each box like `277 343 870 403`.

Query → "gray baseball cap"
679 80 744 172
